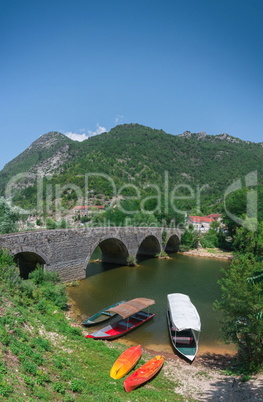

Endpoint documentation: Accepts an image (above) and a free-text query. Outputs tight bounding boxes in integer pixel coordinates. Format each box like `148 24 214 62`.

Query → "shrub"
126 255 137 266
180 229 199 251
53 382 65 394
59 218 67 229
46 218 57 230
35 299 48 313
69 379 84 393
0 362 7 375
0 380 13 397
53 356 67 369
156 250 169 258
30 337 51 352
22 360 38 376
0 327 10 346
42 283 67 310
29 265 59 285
22 375 35 387
200 229 219 248
0 249 14 268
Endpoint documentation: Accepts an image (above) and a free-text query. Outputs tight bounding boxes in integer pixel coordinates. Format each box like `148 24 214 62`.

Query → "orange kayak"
110 345 142 379
124 355 165 393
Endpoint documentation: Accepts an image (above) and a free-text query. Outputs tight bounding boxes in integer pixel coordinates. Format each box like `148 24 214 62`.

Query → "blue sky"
1 0 263 170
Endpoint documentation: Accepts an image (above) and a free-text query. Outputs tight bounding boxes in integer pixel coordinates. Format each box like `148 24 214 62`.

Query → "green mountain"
1 124 262 215
0 132 73 192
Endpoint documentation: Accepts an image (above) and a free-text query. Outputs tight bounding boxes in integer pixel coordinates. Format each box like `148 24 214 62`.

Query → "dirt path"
156 350 263 401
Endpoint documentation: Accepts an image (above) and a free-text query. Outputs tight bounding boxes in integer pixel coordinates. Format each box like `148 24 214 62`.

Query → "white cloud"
64 132 89 142
64 124 107 142
87 125 107 136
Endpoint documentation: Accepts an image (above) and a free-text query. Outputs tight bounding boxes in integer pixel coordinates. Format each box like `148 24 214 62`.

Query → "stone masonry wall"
0 227 181 281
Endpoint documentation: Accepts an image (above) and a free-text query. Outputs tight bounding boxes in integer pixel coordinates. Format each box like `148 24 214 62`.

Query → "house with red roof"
188 214 222 232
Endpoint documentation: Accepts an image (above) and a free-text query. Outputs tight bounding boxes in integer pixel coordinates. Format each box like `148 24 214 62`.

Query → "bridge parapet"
0 227 181 281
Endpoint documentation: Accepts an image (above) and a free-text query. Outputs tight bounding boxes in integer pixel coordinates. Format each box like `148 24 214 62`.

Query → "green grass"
0 253 183 401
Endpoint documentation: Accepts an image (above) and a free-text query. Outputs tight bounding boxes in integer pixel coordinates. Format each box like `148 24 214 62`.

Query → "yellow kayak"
110 345 142 379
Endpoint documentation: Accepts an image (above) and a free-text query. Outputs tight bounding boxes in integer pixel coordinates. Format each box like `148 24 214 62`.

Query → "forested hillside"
1 124 262 215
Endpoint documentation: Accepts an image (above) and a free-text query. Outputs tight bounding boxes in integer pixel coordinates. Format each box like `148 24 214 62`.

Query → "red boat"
124 355 165 393
85 298 155 340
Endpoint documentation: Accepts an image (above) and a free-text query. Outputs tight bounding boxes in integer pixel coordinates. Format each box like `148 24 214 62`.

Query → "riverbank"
161 350 263 401
67 297 262 401
179 247 233 260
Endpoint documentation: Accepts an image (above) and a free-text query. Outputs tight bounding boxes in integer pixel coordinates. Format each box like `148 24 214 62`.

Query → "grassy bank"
0 251 182 401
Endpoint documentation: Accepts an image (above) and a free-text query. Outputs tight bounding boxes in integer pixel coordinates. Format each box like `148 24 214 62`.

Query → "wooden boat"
124 355 165 393
85 298 155 340
167 293 201 362
81 300 125 326
110 344 142 379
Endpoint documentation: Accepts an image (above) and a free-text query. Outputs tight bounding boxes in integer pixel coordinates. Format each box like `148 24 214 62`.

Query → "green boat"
82 300 125 327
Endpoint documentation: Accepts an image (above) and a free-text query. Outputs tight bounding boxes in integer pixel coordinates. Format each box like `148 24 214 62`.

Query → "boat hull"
110 345 142 379
124 355 165 393
86 311 155 340
167 310 198 361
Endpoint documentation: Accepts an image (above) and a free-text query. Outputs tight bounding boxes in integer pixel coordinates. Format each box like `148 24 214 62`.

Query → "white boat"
167 293 201 362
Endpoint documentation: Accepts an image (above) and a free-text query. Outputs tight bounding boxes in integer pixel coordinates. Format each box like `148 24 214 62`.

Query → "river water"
68 250 236 355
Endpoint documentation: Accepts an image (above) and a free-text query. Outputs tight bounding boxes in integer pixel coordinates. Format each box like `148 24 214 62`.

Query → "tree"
215 254 263 373
132 211 159 227
0 198 19 234
179 228 199 251
233 221 263 256
200 228 219 248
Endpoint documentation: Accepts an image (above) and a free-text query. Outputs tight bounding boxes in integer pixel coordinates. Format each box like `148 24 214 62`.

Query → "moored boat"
85 298 155 340
123 355 165 393
167 293 201 362
81 300 125 326
110 344 142 379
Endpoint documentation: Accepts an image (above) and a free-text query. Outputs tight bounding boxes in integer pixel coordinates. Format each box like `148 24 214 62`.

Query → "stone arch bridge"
0 227 181 282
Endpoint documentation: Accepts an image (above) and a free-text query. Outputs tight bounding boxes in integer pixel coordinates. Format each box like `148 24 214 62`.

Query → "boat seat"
129 315 143 322
135 311 148 317
176 337 193 345
130 311 149 321
117 321 133 329
102 312 114 316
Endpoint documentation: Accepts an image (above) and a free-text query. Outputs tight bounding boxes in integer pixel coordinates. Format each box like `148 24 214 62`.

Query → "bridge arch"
13 247 49 279
164 234 180 253
136 235 161 258
85 237 129 268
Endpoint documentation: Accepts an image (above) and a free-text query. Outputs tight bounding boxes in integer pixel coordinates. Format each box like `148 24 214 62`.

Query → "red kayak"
110 345 142 379
124 355 165 393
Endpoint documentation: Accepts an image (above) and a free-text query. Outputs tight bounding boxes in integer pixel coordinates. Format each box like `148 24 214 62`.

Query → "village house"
187 214 222 233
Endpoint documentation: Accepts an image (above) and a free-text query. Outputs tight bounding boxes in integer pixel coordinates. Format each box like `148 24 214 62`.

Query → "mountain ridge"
2 124 263 174
1 124 262 212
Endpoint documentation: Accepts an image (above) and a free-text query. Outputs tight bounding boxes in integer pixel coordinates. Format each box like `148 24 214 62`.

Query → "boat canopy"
167 293 201 332
107 298 155 319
